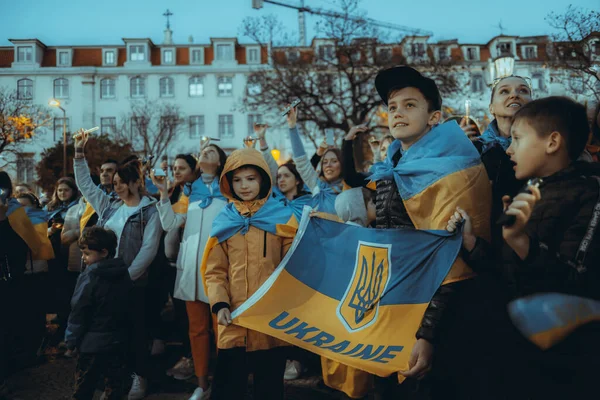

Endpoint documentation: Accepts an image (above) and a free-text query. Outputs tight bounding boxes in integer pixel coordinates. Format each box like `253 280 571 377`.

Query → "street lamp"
49 99 67 177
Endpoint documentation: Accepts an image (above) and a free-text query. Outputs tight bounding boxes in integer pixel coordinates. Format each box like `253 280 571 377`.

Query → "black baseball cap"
375 66 442 111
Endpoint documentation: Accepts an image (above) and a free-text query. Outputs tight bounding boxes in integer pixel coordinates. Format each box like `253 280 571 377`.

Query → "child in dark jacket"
448 96 600 399
65 226 132 400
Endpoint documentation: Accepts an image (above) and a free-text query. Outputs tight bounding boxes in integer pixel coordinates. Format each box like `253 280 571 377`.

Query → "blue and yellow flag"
7 199 54 261
369 121 491 284
508 293 600 350
231 210 463 377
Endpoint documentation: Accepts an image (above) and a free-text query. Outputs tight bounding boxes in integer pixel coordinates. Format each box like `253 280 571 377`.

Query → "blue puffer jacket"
65 257 132 353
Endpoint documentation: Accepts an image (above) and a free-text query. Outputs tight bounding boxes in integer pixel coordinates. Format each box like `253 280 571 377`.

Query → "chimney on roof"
163 9 174 45
188 35 194 44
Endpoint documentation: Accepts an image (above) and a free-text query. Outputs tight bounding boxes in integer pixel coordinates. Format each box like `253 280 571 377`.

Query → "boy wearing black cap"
371 66 492 397
375 66 443 149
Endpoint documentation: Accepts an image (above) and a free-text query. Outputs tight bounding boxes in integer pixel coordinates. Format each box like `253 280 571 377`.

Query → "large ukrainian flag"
7 199 54 260
231 209 463 377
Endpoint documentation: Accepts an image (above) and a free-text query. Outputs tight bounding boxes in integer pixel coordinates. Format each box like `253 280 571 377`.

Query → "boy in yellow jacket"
202 148 297 400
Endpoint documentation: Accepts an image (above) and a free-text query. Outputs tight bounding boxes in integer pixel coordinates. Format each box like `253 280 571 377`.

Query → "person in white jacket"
153 143 227 400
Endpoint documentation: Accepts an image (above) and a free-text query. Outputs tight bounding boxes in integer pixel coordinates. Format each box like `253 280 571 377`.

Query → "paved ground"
3 347 350 400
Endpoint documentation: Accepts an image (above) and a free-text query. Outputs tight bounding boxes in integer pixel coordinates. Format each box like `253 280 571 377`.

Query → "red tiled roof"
480 47 491 62
236 45 246 64
73 48 103 67
0 49 14 67
176 48 189 65
150 48 161 65
41 49 55 67
205 46 214 65
117 48 126 66
450 47 463 61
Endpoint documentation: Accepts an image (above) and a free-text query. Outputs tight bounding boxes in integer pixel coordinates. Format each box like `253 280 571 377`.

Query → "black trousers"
212 347 287 400
147 265 190 353
72 351 126 400
128 286 150 377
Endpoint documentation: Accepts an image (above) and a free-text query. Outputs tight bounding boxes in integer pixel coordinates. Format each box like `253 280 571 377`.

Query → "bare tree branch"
239 0 463 165
118 99 185 160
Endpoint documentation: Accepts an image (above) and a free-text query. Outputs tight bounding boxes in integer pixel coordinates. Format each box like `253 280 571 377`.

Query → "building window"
17 78 33 100
570 75 585 94
438 47 449 61
377 48 392 63
218 115 234 138
216 44 233 61
160 116 178 137
163 49 174 64
247 114 263 136
531 73 545 91
53 117 70 141
53 78 69 99
410 43 426 57
130 76 145 98
17 46 33 63
287 50 300 63
497 42 512 57
189 115 205 139
319 45 335 61
159 77 174 97
466 47 478 61
522 46 537 60
247 47 260 64
191 48 204 64
129 45 145 61
101 117 117 136
16 154 35 183
189 76 204 97
351 51 362 63
246 81 261 96
471 74 485 93
104 50 116 65
217 76 233 97
130 116 147 140
593 40 600 56
100 78 116 99
57 51 70 66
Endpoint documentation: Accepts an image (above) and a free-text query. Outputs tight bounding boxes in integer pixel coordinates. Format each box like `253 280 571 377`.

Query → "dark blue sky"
1 0 598 47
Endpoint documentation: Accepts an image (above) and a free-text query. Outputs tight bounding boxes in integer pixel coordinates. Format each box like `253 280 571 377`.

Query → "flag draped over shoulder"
7 199 54 260
370 121 491 284
508 293 600 350
231 209 463 377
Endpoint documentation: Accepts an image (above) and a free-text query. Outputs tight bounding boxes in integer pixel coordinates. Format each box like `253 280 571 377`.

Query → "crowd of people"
1 65 600 400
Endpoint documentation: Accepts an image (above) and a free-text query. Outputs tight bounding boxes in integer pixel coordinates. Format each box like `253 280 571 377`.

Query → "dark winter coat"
466 162 600 300
65 257 132 353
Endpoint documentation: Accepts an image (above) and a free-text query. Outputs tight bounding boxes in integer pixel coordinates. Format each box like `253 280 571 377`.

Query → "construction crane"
251 0 433 46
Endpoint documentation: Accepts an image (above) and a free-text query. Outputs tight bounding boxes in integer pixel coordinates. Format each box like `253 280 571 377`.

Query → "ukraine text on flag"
231 209 463 377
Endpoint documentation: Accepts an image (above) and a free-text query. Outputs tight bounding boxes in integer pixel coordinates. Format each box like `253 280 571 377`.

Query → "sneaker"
167 357 195 381
150 339 166 356
188 386 211 400
284 360 302 380
128 373 148 400
64 348 77 358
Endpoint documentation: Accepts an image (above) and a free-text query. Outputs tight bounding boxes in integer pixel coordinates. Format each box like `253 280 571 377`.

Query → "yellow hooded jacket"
202 148 297 351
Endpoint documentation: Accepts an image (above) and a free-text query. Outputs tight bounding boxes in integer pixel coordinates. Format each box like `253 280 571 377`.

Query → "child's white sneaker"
284 360 302 380
128 373 148 400
188 386 211 400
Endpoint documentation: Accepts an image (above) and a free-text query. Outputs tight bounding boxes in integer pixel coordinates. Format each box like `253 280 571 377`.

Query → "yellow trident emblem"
337 242 391 332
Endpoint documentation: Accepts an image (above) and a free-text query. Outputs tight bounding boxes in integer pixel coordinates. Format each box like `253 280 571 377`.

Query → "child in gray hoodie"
334 187 376 228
